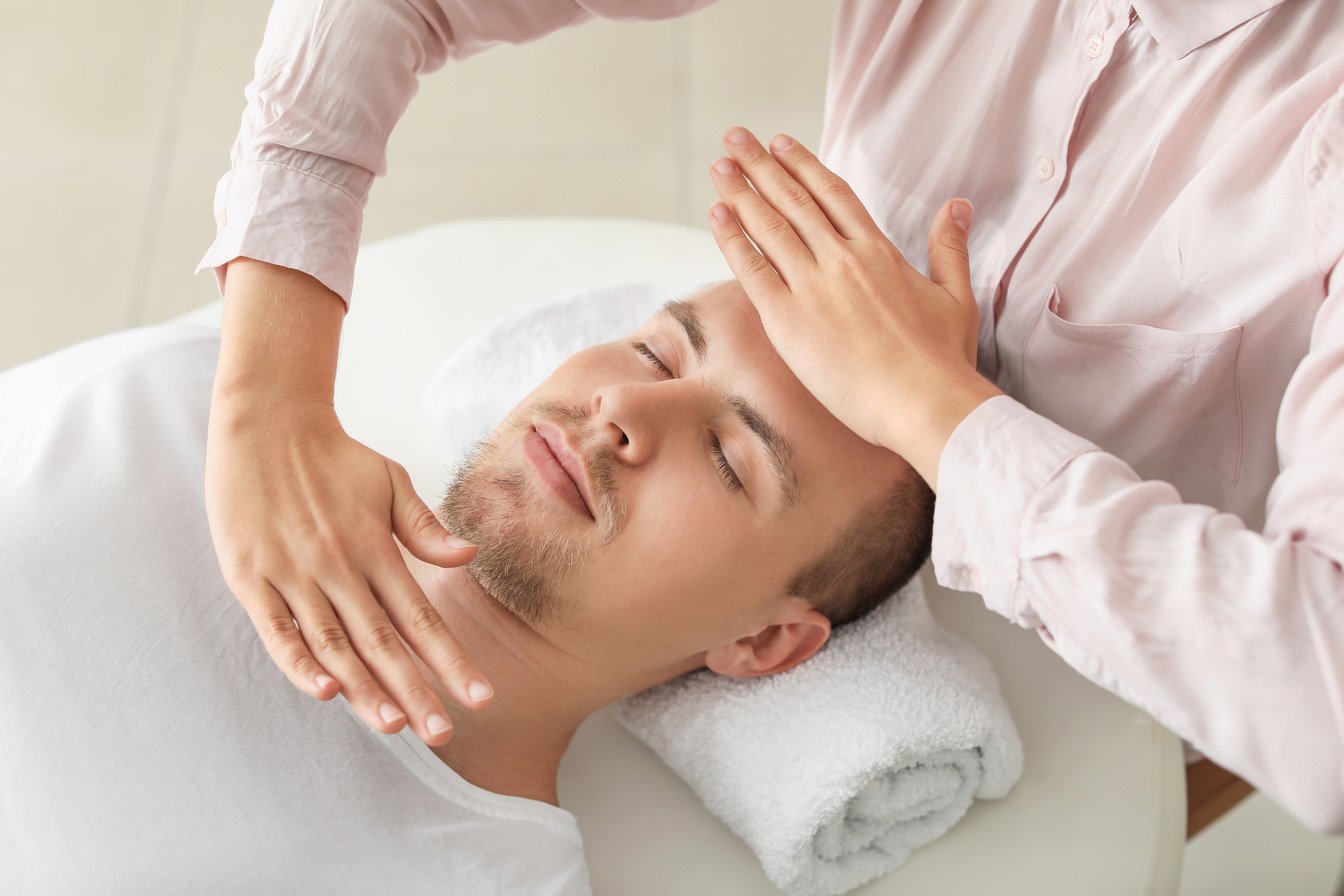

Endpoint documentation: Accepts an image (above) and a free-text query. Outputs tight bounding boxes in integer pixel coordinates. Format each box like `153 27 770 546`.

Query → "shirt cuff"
193 159 365 307
930 394 1101 626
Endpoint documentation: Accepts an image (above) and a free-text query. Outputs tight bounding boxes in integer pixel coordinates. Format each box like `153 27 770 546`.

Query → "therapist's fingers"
370 536 494 715
760 131 890 243
235 578 340 702
313 567 462 741
283 578 420 736
715 127 839 258
383 459 494 723
709 152 815 286
708 199 792 306
387 460 478 568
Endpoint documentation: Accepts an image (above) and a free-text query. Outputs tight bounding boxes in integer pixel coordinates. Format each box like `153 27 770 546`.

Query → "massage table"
169 216 1187 895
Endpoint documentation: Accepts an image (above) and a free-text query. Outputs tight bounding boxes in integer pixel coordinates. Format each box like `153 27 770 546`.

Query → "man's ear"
703 599 832 678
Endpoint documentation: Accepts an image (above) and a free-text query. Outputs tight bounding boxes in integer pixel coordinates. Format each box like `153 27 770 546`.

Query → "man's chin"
438 447 582 628
454 563 539 626
460 539 577 628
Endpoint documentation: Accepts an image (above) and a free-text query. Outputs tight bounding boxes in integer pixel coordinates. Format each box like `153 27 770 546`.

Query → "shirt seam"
334 695 581 837
394 728 584 838
1011 444 1104 621
1046 338 1238 359
1302 109 1326 277
239 157 365 210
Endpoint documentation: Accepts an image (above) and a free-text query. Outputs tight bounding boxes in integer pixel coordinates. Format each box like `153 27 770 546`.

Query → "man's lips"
527 422 596 521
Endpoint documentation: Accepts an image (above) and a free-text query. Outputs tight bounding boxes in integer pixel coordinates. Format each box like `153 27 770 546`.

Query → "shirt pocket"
1020 284 1246 509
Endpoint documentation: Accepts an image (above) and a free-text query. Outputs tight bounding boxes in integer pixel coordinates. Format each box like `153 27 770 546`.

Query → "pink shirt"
197 0 1344 834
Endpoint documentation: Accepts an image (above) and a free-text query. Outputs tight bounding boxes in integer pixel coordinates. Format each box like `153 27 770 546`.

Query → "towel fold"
423 281 1024 896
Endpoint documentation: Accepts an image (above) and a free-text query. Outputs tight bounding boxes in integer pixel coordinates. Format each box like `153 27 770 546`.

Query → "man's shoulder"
1 322 220 394
0 322 220 423
0 323 221 490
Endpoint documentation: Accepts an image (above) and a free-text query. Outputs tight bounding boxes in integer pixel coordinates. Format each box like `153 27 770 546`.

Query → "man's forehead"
657 281 757 339
685 279 754 315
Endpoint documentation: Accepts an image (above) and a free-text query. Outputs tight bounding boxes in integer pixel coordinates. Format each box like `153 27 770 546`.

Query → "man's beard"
437 399 621 628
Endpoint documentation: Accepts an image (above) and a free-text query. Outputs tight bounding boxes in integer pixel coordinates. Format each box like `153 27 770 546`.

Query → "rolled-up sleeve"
931 235 1344 834
195 0 719 305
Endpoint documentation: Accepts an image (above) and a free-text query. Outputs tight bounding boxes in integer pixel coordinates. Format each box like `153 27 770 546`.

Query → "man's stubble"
436 399 623 628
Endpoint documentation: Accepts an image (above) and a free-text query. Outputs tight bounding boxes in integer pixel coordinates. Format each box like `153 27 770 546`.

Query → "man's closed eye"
629 340 744 493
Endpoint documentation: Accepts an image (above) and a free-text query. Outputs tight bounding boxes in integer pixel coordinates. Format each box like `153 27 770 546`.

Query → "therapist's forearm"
892 367 1004 492
212 257 347 418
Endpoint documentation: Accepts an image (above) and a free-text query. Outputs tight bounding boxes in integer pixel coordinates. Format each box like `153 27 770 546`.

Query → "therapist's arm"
206 257 489 745
197 0 723 743
195 0 725 307
928 259 1344 836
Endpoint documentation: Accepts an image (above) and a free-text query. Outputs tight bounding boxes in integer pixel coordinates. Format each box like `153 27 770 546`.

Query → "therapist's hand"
205 257 492 747
705 127 1004 486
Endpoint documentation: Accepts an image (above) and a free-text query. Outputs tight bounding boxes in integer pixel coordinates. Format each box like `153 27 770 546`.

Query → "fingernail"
379 702 406 724
315 674 336 691
950 199 973 232
426 713 451 735
726 126 751 144
712 157 736 175
468 680 493 702
771 134 794 152
445 534 474 549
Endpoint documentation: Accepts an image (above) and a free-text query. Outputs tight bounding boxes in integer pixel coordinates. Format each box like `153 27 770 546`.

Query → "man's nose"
589 379 697 464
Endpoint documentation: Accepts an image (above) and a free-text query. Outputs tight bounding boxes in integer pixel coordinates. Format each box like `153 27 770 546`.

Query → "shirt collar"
1129 0 1290 59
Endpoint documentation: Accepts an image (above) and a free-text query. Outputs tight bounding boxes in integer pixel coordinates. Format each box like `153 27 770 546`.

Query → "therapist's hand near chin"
204 257 494 746
704 126 1005 485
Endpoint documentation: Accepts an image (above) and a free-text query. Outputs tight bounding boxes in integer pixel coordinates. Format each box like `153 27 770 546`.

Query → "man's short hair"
784 468 935 628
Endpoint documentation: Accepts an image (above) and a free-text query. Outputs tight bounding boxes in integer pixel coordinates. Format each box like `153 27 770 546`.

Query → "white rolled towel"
423 281 1024 896
611 575 1022 896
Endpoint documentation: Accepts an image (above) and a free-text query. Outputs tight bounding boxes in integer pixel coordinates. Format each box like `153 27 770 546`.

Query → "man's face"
439 279 912 680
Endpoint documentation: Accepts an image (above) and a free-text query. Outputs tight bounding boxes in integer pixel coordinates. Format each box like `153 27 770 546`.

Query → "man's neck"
392 543 610 807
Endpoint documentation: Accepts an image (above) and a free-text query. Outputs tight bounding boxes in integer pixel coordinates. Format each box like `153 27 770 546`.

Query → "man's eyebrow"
655 299 799 509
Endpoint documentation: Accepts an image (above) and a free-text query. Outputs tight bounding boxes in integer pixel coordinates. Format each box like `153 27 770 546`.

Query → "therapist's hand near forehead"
198 0 1344 837
701 128 1004 486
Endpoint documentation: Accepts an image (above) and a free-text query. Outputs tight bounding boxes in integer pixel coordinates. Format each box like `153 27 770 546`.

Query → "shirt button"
1036 157 1055 181
1085 33 1104 58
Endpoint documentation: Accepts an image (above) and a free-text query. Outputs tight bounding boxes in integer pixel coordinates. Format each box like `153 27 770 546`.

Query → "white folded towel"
423 281 1024 896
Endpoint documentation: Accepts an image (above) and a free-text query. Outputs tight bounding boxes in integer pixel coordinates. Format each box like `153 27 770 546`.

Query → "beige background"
0 0 836 370
1 0 1339 892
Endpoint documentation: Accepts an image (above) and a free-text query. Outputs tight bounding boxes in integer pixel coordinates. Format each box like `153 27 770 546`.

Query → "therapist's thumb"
927 198 975 307
387 461 477 566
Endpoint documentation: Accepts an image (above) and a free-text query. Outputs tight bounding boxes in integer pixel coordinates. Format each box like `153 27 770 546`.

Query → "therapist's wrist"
886 366 1004 490
212 257 346 411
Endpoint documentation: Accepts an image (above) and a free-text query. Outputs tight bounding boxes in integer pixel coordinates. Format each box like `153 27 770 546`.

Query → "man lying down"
0 278 933 894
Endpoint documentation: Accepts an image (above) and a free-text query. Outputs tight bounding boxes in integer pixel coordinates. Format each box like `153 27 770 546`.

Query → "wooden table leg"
1186 756 1256 840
